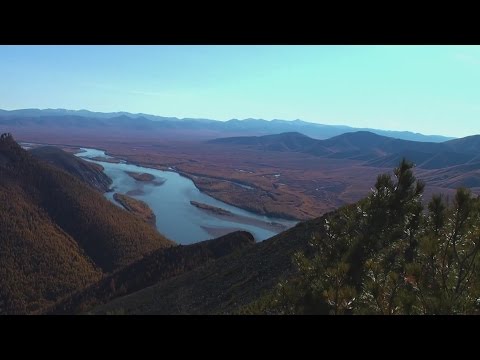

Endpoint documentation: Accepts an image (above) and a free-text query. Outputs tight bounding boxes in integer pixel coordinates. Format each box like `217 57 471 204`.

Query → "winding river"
76 148 296 244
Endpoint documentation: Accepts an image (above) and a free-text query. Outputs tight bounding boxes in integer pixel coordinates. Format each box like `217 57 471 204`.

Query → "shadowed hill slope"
88 216 328 314
47 231 255 314
29 146 112 192
0 133 173 314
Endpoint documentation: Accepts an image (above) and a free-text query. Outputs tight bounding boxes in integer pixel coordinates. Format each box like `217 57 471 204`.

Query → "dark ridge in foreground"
47 231 255 314
89 216 328 315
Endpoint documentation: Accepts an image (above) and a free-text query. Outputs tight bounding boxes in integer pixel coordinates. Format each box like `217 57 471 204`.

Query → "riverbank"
179 171 301 221
91 156 123 164
89 148 301 221
113 193 156 227
190 201 233 216
191 201 288 233
76 146 301 224
125 171 155 182
116 158 301 221
24 141 297 222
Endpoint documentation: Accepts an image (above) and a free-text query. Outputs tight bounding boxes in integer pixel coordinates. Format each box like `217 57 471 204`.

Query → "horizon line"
0 107 461 139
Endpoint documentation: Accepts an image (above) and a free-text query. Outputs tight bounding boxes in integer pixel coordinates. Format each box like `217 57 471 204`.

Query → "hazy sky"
1 45 479 137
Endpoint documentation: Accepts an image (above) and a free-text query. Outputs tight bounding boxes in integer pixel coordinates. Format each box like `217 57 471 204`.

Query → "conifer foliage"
253 159 480 314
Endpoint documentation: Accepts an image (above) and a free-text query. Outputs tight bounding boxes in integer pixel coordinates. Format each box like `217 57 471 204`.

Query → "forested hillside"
91 159 480 315
2 130 478 315
246 160 480 314
48 231 255 314
30 146 112 192
0 133 173 314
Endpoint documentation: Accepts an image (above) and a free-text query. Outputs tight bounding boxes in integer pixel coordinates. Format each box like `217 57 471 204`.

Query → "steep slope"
29 146 112 192
89 160 480 316
88 216 328 315
0 133 173 314
0 182 102 314
48 231 255 314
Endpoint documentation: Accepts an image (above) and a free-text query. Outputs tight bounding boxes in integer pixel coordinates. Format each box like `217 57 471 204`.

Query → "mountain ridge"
0 134 173 314
88 215 326 315
208 131 480 170
29 146 112 192
47 231 255 314
0 108 455 142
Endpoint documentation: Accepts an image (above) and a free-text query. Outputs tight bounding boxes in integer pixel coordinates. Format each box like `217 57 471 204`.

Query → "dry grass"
12 132 478 221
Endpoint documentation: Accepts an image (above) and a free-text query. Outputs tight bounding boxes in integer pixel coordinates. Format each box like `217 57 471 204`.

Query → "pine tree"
255 159 480 315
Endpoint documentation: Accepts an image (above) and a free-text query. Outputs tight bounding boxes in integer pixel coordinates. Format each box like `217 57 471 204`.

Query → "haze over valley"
7 109 478 222
2 45 480 315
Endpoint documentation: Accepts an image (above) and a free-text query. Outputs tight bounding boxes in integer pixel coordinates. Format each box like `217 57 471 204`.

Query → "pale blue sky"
1 45 479 137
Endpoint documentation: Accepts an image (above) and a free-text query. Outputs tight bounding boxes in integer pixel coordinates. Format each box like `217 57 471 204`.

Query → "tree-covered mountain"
2 131 479 315
245 160 480 315
29 146 112 192
86 159 480 315
47 231 255 314
84 220 315 315
0 133 173 314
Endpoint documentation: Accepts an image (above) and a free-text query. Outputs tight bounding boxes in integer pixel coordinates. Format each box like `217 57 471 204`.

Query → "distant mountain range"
208 131 480 170
0 108 455 142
